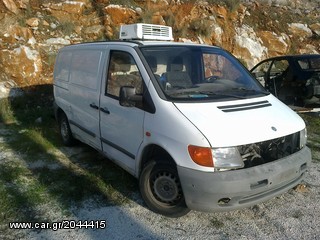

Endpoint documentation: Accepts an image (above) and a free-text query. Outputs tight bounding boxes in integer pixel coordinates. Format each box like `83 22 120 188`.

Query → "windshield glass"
140 46 268 102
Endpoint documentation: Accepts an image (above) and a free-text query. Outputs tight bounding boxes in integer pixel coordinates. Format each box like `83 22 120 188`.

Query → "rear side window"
69 50 102 90
54 51 72 82
297 57 320 70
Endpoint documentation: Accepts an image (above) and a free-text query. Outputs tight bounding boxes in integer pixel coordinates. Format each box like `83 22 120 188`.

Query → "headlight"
212 147 244 170
300 128 307 149
188 145 244 169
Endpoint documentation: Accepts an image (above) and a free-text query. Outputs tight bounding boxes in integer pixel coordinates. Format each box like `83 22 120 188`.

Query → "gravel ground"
23 159 320 240
1 124 319 240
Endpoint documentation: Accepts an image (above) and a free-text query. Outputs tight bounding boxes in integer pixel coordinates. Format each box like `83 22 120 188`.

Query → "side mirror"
119 86 143 107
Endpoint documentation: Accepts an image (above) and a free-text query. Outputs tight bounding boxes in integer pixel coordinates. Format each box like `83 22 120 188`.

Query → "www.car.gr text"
9 220 107 231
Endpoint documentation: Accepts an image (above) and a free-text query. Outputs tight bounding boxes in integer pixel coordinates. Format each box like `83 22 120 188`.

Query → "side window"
203 53 241 81
106 51 143 97
298 59 309 70
54 51 72 82
203 53 224 79
310 58 320 69
298 58 320 70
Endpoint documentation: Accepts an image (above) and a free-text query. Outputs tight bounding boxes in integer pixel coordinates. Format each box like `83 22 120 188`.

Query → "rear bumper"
178 147 311 212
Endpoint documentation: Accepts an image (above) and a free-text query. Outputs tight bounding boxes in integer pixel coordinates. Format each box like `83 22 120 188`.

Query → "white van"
53 24 311 217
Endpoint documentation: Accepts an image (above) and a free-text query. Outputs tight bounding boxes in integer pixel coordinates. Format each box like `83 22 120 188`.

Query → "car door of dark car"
251 60 273 87
267 59 290 98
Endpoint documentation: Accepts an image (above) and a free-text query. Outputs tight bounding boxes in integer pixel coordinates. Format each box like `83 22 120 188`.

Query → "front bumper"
178 147 311 212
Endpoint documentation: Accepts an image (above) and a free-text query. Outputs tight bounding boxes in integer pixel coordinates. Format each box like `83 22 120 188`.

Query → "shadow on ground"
0 84 159 239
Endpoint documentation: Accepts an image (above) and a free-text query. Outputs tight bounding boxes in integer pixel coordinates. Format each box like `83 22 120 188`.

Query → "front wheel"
139 160 190 218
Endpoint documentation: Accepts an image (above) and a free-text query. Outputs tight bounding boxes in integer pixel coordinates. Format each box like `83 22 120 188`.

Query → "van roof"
60 40 219 50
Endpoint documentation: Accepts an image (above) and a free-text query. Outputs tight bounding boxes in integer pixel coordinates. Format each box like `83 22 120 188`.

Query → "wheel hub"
153 173 179 203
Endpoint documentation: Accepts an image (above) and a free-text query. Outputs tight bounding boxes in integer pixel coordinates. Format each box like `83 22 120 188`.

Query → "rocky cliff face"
0 0 319 91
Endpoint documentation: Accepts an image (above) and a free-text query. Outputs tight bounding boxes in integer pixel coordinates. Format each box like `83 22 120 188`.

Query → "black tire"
139 159 190 218
58 113 75 146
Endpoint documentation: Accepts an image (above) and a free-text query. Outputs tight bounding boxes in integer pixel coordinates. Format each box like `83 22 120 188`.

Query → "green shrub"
57 21 75 36
190 19 212 38
206 0 241 12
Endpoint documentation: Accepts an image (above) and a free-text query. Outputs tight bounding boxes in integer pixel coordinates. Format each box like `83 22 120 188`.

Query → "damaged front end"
239 130 302 169
215 129 307 171
179 128 310 212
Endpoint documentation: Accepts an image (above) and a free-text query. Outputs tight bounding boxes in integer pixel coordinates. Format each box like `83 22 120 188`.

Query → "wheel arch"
54 103 66 122
138 144 177 177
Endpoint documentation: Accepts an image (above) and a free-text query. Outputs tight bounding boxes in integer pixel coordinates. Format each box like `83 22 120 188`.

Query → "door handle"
89 103 99 110
100 107 110 114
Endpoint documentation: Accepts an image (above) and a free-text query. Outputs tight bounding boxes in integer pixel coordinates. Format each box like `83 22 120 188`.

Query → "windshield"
140 46 268 102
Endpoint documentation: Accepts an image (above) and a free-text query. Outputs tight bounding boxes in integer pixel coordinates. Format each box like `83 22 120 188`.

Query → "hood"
174 95 306 148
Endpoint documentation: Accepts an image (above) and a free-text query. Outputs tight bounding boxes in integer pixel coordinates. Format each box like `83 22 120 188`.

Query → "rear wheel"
58 113 75 146
139 159 190 218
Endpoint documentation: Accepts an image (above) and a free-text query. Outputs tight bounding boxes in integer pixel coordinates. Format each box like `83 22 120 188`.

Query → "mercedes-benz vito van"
53 24 311 217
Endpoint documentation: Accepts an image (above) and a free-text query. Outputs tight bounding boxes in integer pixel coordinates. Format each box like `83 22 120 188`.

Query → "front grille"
237 131 300 169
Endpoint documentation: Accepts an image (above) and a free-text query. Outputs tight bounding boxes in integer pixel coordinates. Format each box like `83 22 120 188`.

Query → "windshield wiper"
170 90 246 99
199 91 247 99
232 87 269 95
169 89 259 99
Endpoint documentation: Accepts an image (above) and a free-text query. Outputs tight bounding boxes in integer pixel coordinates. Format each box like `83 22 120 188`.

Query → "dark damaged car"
251 54 320 106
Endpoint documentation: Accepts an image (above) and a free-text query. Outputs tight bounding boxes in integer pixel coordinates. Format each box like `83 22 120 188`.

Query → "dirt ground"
1 106 320 239
25 162 320 240
1 131 318 240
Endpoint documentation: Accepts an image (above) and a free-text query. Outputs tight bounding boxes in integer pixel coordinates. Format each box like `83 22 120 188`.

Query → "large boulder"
310 23 320 37
233 25 268 69
288 23 313 40
42 0 90 22
258 31 290 56
0 46 42 86
2 0 19 14
1 25 35 45
104 5 139 38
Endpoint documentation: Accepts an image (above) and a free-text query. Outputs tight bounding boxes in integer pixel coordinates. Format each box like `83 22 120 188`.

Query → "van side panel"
54 50 71 119
54 48 106 150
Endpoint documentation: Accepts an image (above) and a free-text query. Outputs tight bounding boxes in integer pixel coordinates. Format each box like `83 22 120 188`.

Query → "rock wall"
0 0 319 89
